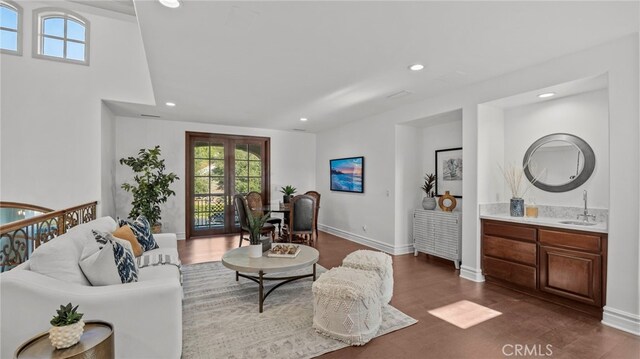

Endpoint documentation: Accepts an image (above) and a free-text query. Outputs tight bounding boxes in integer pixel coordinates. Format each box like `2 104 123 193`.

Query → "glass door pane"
186 133 270 238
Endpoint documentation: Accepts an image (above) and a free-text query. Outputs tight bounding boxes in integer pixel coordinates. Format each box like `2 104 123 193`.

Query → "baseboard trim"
602 306 640 336
176 232 186 240
318 224 413 255
459 265 485 282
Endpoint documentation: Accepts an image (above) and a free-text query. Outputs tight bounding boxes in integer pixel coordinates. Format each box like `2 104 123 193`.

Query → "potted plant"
280 185 297 204
120 145 179 233
247 211 272 258
49 303 84 349
421 173 437 210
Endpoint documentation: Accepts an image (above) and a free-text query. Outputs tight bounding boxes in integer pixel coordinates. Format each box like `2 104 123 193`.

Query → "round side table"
15 320 114 359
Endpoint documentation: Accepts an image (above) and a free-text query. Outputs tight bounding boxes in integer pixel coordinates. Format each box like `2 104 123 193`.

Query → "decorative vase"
438 191 457 212
422 197 437 210
248 244 263 258
261 237 272 253
510 198 524 217
152 223 162 234
283 195 291 204
49 321 85 349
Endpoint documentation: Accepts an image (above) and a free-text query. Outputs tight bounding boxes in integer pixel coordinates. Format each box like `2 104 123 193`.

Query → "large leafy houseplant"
120 146 179 226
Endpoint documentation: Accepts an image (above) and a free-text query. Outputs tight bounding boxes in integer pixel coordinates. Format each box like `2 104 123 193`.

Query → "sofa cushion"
120 216 158 252
29 217 118 286
112 225 143 257
79 231 138 286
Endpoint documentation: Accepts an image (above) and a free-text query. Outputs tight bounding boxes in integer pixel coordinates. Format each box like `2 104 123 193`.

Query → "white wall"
503 89 609 208
114 116 316 238
315 34 639 332
477 105 505 203
315 116 396 252
0 1 154 210
394 124 420 253
420 117 464 210
100 103 117 217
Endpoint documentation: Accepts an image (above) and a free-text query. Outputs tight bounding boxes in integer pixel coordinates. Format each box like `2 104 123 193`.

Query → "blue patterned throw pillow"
120 215 159 252
79 230 138 285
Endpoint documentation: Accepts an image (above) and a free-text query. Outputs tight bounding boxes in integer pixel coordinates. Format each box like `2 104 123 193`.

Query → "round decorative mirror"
523 133 595 192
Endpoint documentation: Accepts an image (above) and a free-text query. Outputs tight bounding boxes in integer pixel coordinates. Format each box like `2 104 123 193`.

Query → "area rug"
181 261 417 359
428 300 502 329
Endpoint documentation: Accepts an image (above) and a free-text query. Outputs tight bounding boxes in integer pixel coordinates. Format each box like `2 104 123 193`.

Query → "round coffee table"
222 245 319 313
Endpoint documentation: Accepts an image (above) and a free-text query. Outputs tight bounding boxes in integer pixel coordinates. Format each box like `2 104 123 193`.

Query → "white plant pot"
49 321 85 349
248 244 263 258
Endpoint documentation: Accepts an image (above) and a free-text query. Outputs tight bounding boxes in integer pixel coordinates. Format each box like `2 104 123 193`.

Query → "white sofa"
0 217 183 359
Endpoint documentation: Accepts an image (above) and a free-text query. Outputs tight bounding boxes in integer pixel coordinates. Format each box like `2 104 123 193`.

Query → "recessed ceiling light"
300 117 308 122
538 92 556 98
159 0 180 8
165 102 176 107
409 64 424 71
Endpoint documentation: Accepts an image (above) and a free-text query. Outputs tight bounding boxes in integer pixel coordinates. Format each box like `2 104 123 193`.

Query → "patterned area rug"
182 261 417 359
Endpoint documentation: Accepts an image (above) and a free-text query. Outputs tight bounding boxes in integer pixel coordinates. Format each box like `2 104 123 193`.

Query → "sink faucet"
577 190 596 222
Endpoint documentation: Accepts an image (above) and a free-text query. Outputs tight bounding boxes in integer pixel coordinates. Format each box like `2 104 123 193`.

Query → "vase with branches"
421 173 437 210
498 163 542 217
246 210 271 257
280 185 297 204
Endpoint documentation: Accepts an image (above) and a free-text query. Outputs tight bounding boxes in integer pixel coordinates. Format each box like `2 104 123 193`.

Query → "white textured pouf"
312 266 382 346
342 250 394 304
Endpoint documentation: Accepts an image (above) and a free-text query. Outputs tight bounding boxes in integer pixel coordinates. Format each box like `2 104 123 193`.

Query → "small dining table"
255 204 291 241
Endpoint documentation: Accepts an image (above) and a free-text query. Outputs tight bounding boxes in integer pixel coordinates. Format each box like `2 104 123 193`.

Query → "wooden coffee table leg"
259 270 264 313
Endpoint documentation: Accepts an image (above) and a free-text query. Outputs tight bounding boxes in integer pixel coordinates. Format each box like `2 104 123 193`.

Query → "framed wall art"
435 147 462 198
330 156 364 193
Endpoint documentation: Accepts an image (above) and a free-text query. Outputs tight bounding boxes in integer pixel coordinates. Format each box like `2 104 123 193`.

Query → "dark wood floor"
178 232 640 359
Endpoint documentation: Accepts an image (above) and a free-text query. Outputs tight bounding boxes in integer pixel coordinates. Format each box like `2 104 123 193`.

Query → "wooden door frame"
185 131 271 239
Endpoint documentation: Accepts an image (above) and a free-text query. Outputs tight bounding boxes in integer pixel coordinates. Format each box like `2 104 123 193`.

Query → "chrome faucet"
577 190 596 222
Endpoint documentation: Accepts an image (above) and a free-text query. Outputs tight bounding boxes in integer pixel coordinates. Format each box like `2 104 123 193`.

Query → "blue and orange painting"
330 157 364 193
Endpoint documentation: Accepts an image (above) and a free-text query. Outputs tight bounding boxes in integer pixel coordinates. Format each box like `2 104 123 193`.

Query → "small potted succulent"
421 173 437 210
49 303 85 349
280 185 297 204
247 211 272 258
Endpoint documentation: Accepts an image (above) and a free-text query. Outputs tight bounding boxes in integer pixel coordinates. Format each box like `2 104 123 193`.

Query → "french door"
185 132 270 238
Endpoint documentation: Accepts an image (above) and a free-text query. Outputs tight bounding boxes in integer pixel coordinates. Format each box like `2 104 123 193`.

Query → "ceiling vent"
292 128 306 132
386 90 412 99
140 114 161 118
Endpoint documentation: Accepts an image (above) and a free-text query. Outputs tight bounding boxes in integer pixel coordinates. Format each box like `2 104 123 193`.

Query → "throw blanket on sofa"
137 254 183 284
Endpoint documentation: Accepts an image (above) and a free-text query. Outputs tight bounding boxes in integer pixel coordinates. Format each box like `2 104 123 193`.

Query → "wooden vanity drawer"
483 256 537 289
483 221 536 242
483 235 537 266
539 229 601 253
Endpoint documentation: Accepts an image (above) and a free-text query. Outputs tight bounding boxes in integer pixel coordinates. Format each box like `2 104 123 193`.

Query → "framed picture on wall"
435 147 462 198
330 156 364 193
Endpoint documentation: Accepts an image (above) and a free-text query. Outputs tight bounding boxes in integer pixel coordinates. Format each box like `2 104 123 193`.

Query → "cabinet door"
539 246 602 306
413 211 434 253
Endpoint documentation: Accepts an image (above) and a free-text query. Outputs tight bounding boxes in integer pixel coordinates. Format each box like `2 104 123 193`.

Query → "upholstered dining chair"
304 190 321 239
234 194 275 248
288 194 316 246
246 191 282 236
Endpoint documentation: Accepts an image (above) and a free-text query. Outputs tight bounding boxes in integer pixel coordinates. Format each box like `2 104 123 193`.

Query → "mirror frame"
523 133 595 193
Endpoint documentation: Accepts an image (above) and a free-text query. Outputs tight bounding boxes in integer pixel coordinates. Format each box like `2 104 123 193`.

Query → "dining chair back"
304 191 321 239
246 191 282 236
288 195 316 246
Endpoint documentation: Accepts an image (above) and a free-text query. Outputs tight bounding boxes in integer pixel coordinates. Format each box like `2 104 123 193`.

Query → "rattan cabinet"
413 209 462 268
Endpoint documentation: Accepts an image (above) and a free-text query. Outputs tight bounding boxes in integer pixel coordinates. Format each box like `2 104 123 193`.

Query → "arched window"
33 8 89 64
0 0 22 55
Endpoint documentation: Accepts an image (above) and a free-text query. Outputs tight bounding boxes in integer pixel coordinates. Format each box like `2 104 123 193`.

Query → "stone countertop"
480 213 608 234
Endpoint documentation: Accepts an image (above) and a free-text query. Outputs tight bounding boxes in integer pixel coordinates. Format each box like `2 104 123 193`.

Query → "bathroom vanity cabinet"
481 219 607 318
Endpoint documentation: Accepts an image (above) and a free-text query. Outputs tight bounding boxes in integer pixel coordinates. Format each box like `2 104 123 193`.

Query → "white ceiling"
105 1 639 132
